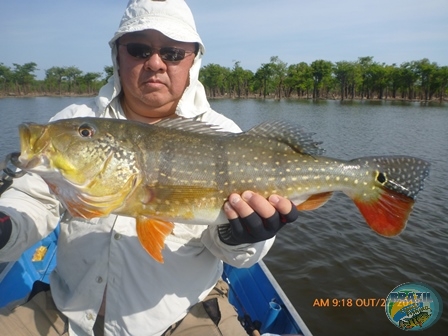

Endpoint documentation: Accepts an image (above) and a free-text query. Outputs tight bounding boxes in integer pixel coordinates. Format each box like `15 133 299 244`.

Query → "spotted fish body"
16 118 430 262
399 311 431 329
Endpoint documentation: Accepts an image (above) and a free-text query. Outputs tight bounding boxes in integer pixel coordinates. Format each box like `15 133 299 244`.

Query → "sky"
1 0 447 80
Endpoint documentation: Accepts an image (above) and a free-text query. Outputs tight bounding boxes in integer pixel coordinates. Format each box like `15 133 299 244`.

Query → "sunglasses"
119 43 195 62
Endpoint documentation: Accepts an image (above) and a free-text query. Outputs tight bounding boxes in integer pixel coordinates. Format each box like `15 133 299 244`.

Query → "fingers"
224 191 293 220
268 194 293 214
223 201 239 220
224 191 276 220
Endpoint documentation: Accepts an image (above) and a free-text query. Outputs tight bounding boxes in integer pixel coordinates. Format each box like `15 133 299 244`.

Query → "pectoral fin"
136 216 174 263
64 199 109 219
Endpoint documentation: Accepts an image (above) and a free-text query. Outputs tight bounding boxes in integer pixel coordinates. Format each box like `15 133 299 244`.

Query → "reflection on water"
1 97 447 335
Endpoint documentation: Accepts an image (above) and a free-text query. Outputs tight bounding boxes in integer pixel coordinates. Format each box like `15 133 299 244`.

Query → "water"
0 97 447 335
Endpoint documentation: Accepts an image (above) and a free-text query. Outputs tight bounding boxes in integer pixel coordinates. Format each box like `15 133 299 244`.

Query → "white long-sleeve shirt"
0 80 275 335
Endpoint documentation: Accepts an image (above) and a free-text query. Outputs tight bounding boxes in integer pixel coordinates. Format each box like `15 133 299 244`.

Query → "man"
0 1 298 335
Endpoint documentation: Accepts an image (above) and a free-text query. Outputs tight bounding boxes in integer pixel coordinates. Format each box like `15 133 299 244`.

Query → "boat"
223 262 312 335
0 227 312 335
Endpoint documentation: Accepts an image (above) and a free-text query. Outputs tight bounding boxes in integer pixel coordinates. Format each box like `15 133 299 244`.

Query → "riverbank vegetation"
0 63 114 97
1 57 447 102
201 57 448 102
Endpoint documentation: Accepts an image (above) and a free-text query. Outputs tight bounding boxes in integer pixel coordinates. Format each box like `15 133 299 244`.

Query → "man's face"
117 30 197 120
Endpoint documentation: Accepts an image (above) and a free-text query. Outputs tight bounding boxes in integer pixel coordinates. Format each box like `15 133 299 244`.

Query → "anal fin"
136 216 174 263
296 192 333 211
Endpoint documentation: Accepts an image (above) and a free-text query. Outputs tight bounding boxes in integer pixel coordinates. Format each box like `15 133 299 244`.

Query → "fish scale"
15 117 430 263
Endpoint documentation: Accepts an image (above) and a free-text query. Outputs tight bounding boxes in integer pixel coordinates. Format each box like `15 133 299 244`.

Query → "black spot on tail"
377 172 387 184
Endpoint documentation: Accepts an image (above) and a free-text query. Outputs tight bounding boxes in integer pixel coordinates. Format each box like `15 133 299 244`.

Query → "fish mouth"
17 122 51 170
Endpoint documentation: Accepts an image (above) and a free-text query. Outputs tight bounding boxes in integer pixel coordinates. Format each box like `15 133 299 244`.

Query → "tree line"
0 63 114 96
200 56 448 102
1 57 447 102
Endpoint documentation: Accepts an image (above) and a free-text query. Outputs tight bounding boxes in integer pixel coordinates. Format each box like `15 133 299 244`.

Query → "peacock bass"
15 118 430 263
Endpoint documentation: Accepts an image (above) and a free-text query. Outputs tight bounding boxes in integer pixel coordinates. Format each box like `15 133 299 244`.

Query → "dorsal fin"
155 118 324 155
245 120 324 155
154 117 232 135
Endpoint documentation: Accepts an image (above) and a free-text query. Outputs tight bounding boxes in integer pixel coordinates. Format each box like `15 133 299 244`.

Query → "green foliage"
200 56 448 102
285 62 313 98
0 63 108 96
1 57 447 101
310 60 333 99
104 66 114 82
199 63 230 97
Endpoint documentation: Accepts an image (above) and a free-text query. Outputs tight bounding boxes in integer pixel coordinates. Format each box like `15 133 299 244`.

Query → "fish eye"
79 124 95 138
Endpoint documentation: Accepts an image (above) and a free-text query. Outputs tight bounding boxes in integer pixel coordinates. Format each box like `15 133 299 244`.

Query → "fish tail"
349 156 430 237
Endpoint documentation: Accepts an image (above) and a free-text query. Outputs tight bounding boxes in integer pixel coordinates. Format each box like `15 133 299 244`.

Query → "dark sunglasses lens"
159 47 186 61
126 43 151 58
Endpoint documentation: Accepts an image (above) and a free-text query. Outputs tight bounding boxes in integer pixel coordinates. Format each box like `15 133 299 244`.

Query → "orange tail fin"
136 216 174 263
353 189 414 237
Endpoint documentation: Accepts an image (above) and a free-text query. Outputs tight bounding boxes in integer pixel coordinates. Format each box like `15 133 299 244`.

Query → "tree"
284 62 313 98
333 61 359 101
399 62 418 100
310 60 333 99
370 62 388 99
432 66 448 102
0 63 13 93
46 66 68 94
65 66 83 93
230 61 245 98
268 56 287 99
12 62 38 94
229 63 254 98
387 64 401 99
414 58 438 101
254 63 275 98
81 72 102 94
357 56 375 99
199 63 229 97
104 66 114 81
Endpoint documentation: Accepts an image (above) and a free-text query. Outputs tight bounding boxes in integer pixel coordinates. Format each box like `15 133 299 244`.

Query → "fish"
15 117 430 263
398 311 431 329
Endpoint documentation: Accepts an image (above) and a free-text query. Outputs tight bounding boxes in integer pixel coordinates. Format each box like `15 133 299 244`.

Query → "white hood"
96 0 210 119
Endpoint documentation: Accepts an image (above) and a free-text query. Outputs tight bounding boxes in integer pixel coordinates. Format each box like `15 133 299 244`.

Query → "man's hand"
218 191 299 245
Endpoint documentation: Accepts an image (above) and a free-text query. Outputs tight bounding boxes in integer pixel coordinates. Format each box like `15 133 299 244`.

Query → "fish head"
17 118 141 218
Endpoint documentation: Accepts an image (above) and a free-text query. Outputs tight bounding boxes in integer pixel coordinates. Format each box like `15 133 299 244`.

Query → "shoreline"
0 92 97 99
1 92 446 104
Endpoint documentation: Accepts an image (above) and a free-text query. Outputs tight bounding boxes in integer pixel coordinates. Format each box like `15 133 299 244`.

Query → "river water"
0 97 447 335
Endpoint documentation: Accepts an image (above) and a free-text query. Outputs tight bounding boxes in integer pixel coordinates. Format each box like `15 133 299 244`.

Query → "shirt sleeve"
0 173 62 262
201 225 275 268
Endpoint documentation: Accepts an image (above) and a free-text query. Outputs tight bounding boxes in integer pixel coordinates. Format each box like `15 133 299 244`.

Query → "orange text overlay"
313 298 386 308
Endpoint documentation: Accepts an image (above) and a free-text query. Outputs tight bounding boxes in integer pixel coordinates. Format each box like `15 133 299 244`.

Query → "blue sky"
1 0 447 79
